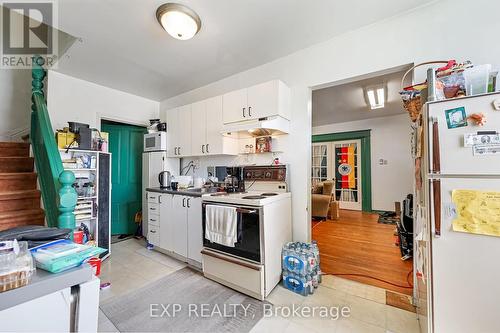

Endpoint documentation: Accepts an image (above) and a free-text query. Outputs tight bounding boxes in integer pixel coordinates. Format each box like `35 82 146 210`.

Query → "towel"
205 205 238 247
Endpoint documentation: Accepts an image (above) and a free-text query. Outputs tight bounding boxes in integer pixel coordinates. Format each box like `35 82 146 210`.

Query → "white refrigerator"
142 151 179 237
415 92 500 333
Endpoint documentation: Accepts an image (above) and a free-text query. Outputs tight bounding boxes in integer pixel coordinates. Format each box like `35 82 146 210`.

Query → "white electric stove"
201 165 292 300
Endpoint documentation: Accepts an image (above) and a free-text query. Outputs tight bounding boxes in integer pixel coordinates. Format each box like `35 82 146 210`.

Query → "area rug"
100 267 266 332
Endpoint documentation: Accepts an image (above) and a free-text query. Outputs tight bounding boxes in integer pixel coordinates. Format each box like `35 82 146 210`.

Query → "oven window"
203 206 261 263
145 137 156 148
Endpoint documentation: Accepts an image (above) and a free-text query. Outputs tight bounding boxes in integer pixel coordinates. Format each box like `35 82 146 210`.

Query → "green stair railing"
31 56 77 233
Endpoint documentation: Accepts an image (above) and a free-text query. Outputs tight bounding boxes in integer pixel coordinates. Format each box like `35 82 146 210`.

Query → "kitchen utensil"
159 171 171 188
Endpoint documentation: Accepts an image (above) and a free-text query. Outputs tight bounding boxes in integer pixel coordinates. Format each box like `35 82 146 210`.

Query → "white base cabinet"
147 191 203 266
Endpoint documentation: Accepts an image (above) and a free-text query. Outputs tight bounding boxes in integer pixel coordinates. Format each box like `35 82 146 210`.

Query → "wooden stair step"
0 157 34 173
0 208 45 232
0 173 38 191
0 142 30 157
0 190 41 212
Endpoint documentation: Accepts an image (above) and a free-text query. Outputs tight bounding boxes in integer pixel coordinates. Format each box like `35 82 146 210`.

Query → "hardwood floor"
312 209 413 295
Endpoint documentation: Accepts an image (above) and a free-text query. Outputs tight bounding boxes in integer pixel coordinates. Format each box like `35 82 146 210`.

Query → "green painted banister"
30 56 77 233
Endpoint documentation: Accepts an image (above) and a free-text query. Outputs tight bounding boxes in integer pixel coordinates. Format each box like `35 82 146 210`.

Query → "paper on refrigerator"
452 189 500 237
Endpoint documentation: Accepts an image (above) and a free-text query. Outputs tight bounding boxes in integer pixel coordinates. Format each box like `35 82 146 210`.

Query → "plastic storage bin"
0 241 35 292
463 64 491 96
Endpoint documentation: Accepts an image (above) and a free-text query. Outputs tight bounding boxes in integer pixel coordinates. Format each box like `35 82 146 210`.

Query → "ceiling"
54 0 434 101
312 66 412 126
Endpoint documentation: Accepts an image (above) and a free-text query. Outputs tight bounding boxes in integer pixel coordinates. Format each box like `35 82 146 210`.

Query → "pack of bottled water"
282 241 322 296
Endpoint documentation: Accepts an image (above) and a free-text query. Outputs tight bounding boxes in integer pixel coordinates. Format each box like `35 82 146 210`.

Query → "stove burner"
261 193 278 197
242 195 266 200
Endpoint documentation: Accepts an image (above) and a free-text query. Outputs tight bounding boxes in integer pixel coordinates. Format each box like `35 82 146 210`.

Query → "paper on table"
452 189 500 237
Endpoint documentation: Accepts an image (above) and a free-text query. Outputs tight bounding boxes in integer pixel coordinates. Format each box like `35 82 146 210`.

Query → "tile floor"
97 239 420 333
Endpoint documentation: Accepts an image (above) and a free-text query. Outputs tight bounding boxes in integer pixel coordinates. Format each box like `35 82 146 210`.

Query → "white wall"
313 114 412 211
0 70 32 141
47 71 159 131
160 0 500 242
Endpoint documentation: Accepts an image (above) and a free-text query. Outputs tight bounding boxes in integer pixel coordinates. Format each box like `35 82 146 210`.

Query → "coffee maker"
224 167 245 193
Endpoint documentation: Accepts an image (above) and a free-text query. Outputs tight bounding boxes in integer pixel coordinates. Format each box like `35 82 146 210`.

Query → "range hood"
221 116 290 138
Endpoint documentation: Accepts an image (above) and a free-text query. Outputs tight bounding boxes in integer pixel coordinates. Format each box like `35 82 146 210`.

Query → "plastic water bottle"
312 268 319 288
306 274 314 294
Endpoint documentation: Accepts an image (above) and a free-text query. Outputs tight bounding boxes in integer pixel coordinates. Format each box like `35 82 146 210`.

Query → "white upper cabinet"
222 88 247 124
177 104 192 157
222 80 290 124
166 107 178 158
191 100 207 156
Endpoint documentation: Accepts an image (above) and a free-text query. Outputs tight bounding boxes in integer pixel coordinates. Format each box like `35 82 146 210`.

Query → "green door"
101 121 147 235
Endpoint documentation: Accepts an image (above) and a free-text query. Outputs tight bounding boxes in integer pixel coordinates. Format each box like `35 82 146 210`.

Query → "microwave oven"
144 132 167 152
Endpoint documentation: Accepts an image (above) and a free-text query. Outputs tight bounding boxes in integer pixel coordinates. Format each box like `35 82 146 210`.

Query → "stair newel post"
31 56 45 98
58 171 78 239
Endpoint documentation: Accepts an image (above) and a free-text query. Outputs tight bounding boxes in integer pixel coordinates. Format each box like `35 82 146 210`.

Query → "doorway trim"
312 130 372 212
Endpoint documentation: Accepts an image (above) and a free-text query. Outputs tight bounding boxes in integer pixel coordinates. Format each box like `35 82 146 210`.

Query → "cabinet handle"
248 106 252 117
187 198 191 208
150 219 157 222
178 147 181 155
242 107 246 118
182 197 186 207
206 144 209 153
174 147 177 155
202 144 205 154
150 230 156 233
159 195 162 204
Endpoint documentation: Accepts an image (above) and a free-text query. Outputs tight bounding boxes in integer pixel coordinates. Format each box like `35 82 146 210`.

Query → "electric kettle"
158 171 171 189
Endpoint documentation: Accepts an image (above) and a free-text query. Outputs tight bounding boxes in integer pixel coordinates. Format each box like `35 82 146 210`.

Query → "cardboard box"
328 201 340 220
56 132 77 149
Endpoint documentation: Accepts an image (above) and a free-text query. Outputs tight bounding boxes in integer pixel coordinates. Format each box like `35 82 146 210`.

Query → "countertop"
146 187 212 197
0 264 94 311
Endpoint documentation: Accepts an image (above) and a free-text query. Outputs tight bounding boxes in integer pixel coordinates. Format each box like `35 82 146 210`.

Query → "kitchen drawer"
148 215 160 226
202 250 264 300
147 192 160 204
148 224 160 246
148 203 160 216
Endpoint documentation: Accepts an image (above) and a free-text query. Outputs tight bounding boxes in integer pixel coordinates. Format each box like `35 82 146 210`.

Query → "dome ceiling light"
156 3 201 40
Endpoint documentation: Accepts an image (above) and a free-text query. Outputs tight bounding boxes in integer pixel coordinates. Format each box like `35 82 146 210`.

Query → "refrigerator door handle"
432 117 441 174
432 179 442 237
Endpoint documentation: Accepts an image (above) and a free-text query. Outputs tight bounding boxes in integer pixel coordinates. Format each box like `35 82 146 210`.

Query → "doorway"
101 120 147 236
312 139 362 211
310 65 415 297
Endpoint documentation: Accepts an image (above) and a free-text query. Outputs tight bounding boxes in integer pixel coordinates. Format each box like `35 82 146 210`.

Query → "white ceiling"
312 66 412 126
54 0 434 101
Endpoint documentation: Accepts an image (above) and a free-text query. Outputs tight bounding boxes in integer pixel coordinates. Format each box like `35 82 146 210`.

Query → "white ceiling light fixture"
156 3 201 40
365 86 385 110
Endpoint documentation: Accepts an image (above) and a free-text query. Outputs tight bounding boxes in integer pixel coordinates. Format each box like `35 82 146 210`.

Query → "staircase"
0 142 45 231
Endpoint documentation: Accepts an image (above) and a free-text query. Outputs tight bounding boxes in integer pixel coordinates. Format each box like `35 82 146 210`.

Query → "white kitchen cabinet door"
247 80 291 120
166 107 179 158
186 197 203 263
159 193 174 252
172 195 188 257
177 104 192 157
206 95 223 155
191 100 207 156
223 88 247 124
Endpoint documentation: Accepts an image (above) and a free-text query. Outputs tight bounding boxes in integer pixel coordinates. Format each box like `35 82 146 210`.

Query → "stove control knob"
265 172 272 178
246 172 252 178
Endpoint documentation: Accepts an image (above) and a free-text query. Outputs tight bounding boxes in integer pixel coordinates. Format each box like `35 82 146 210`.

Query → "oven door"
202 203 263 263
